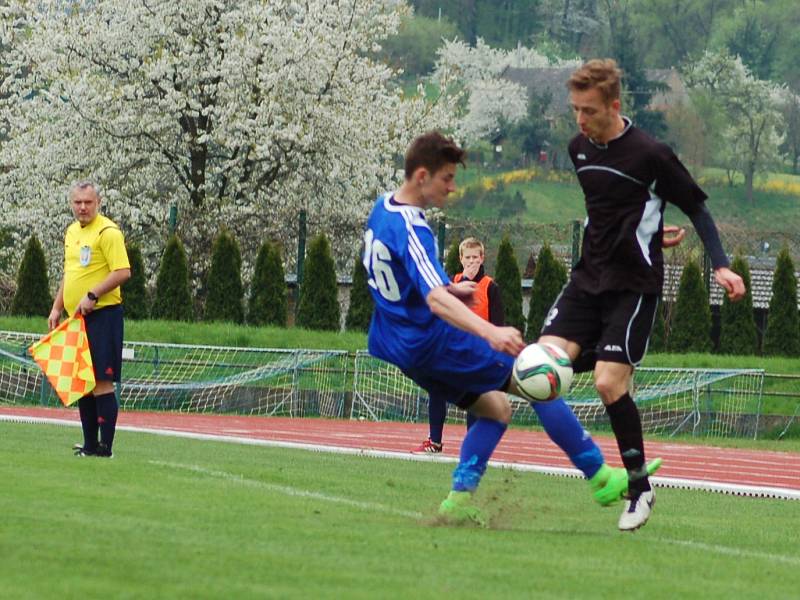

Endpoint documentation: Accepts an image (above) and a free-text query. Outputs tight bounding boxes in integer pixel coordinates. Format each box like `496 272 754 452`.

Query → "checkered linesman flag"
28 314 96 406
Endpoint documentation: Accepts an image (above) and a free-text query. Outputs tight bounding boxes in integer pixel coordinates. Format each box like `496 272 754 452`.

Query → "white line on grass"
3 414 799 500
149 459 424 520
653 538 800 566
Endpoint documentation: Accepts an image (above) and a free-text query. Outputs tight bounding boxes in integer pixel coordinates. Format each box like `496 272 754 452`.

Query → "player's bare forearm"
427 286 525 355
91 268 131 298
447 280 477 307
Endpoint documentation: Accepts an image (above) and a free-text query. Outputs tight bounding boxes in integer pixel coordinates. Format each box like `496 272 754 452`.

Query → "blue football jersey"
363 192 450 369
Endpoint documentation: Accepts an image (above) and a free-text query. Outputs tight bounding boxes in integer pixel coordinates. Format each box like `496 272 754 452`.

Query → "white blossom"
432 38 579 143
0 0 456 285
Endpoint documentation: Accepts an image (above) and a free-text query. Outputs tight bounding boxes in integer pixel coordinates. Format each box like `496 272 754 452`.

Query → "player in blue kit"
363 132 644 525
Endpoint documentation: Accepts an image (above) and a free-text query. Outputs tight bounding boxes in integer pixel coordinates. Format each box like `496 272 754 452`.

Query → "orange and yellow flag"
28 314 96 406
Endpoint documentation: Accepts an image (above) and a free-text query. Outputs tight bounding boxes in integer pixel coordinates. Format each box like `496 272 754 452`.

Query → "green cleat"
438 491 486 527
589 458 663 506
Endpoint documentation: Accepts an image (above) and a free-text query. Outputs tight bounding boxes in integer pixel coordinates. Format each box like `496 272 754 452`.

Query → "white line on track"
2 414 799 500
149 460 424 520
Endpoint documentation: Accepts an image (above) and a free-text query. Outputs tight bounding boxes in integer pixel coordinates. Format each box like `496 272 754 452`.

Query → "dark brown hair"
567 59 622 104
404 131 465 179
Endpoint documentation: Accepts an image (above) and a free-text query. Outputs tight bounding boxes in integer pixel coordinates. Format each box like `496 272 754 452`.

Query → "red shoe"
412 438 443 454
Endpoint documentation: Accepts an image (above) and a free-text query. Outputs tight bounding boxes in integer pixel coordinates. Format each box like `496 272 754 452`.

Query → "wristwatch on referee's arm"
87 291 98 303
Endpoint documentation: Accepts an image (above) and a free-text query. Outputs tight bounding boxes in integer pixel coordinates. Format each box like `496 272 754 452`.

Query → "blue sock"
452 418 507 492
533 399 604 479
428 397 447 444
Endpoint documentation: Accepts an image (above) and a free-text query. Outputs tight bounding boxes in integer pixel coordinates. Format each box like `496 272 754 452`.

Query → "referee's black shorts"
540 282 658 371
85 304 124 383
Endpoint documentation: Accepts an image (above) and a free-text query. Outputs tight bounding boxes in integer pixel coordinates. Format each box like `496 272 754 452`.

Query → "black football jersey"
568 118 707 294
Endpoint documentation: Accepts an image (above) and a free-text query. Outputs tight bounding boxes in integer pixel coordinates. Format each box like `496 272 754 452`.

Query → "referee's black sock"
77 394 98 451
605 392 651 496
95 392 119 452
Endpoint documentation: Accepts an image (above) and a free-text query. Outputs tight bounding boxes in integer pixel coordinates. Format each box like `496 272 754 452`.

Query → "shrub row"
7 231 800 354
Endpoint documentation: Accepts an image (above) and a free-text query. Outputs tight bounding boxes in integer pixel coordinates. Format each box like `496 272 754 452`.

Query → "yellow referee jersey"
63 214 130 314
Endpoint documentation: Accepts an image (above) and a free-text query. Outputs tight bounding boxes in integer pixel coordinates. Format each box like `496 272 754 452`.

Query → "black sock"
78 395 98 451
95 392 119 452
605 392 651 495
428 398 447 444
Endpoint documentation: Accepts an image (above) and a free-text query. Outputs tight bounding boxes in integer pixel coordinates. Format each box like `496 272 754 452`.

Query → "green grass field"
1 422 799 599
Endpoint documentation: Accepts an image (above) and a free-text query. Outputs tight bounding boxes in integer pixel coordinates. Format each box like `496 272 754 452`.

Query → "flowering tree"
432 38 578 143
684 51 786 203
0 0 455 283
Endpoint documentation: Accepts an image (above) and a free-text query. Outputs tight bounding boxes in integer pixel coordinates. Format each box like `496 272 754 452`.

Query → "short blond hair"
567 58 622 105
459 237 484 258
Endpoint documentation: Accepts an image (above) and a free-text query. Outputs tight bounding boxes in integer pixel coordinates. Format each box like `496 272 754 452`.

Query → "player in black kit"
537 59 746 531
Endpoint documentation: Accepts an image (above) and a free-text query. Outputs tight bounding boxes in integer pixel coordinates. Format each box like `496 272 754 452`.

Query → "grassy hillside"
450 166 800 231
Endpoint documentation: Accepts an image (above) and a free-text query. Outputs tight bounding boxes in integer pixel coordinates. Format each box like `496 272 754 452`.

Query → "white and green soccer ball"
512 343 573 402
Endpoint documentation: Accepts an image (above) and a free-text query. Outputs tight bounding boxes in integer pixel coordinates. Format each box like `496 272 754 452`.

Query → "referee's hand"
47 309 61 331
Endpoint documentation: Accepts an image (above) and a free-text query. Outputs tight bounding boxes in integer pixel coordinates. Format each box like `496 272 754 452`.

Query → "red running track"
2 405 799 499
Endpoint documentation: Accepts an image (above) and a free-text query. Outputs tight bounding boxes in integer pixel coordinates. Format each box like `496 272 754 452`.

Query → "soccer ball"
512 343 573 402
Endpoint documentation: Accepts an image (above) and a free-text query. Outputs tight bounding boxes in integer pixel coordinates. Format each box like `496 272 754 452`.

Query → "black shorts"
540 282 658 371
85 304 124 383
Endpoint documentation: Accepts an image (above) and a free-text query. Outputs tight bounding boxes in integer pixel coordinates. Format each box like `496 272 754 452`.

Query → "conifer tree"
11 235 51 317
151 235 194 321
345 254 373 332
247 240 287 327
763 247 800 356
204 230 244 323
296 234 340 331
668 259 712 353
444 239 461 278
718 255 758 355
494 236 524 332
121 244 148 320
525 243 566 341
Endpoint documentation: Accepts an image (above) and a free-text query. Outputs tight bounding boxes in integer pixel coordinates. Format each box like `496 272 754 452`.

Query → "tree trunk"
745 167 755 205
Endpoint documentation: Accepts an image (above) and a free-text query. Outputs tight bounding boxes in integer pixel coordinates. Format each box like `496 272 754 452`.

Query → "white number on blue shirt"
363 229 401 301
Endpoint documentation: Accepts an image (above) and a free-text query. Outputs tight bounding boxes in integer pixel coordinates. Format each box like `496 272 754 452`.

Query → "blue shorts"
85 304 124 383
401 324 514 410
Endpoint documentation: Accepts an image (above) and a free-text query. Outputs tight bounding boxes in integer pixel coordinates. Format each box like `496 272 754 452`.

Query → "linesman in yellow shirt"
49 181 131 458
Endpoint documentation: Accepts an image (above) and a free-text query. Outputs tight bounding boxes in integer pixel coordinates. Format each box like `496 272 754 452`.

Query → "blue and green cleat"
438 490 486 527
589 458 663 506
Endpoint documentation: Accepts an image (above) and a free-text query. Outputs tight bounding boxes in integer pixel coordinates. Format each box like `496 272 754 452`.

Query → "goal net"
0 330 349 418
352 352 765 438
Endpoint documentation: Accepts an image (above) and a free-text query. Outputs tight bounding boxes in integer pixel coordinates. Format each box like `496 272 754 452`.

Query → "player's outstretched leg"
531 398 605 483
438 416 506 527
532 399 662 506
